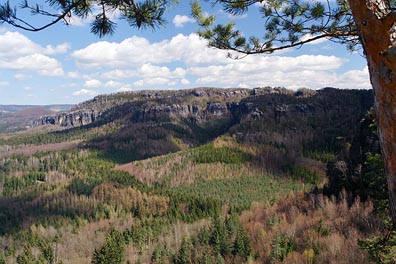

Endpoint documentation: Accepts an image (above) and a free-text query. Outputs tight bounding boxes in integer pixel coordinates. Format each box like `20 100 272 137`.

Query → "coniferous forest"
0 87 393 263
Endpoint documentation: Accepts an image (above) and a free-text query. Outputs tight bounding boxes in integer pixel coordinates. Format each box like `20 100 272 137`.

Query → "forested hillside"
0 87 387 263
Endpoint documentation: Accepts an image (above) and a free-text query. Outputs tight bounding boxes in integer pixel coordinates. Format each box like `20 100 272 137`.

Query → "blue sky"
0 1 370 105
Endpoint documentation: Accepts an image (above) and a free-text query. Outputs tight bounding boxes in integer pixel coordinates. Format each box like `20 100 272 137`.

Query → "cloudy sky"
0 1 370 105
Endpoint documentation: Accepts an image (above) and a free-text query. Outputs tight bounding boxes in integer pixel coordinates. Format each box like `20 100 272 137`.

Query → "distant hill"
0 104 73 132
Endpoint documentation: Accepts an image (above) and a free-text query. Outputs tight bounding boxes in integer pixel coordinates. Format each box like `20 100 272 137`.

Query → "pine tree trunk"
348 0 396 225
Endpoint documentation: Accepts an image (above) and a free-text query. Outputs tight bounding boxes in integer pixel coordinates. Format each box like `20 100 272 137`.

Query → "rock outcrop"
325 109 385 200
34 88 255 128
35 109 98 127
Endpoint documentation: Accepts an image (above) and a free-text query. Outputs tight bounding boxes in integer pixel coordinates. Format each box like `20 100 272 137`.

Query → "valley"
0 87 388 263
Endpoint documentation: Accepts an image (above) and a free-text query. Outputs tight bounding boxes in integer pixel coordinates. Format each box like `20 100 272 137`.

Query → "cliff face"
325 109 387 202
35 109 98 127
35 88 254 128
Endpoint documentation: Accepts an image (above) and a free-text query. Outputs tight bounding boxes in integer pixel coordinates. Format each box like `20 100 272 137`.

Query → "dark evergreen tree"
16 246 35 264
92 228 125 264
174 238 193 264
232 226 252 261
151 245 162 263
209 218 229 257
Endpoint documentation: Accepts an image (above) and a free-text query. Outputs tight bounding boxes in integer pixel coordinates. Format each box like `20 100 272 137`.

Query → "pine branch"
0 0 86 32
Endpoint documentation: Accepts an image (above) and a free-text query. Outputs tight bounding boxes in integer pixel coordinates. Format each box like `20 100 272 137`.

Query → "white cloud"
102 69 135 79
0 81 8 86
1 54 64 76
0 31 42 58
181 78 190 85
82 79 127 89
104 80 123 88
72 34 229 68
70 33 368 91
118 86 132 92
335 67 371 89
39 67 64 77
188 54 349 89
0 31 69 56
84 79 102 88
238 83 249 88
172 15 195 27
101 65 186 81
0 31 65 76
133 77 174 87
71 34 225 87
72 89 97 96
81 78 128 89
133 80 144 87
189 54 344 84
300 34 329 45
67 71 82 79
94 64 188 89
44 43 71 55
138 64 186 79
14 74 32 81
